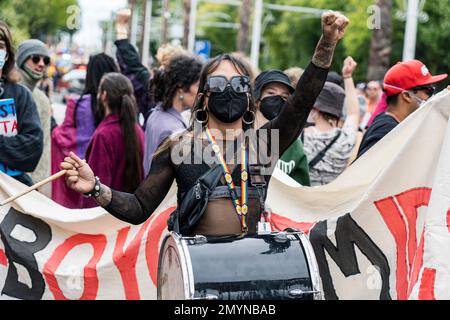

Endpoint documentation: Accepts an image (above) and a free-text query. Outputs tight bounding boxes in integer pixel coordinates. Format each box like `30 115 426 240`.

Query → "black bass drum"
157 231 322 300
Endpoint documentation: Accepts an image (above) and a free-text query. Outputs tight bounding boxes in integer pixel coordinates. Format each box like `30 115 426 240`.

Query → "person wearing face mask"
17 39 52 196
60 12 349 237
143 54 203 175
254 70 311 186
356 60 448 159
0 22 43 187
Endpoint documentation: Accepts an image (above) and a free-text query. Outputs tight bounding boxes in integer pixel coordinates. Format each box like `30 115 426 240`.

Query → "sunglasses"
206 75 251 94
411 85 436 97
31 55 50 66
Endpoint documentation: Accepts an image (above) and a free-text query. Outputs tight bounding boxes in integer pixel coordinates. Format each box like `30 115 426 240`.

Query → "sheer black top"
104 62 328 235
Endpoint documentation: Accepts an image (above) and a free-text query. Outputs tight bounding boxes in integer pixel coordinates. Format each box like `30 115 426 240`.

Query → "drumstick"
0 170 67 207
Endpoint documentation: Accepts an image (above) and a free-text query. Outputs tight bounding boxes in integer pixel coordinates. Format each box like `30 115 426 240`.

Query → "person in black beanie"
0 21 43 186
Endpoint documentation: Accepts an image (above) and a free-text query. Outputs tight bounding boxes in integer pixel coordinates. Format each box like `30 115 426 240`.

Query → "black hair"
190 53 257 131
74 53 118 127
0 21 19 83
149 54 202 111
99 73 142 193
318 111 339 127
153 53 257 159
386 94 400 107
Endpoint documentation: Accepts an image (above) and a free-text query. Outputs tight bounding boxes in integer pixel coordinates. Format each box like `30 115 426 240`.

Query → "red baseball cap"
383 60 448 96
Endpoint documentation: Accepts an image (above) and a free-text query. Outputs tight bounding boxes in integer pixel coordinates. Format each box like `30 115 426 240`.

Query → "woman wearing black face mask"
61 12 349 237
254 70 311 186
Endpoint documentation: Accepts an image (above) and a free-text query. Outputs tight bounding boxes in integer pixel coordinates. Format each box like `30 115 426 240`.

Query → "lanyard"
205 128 248 232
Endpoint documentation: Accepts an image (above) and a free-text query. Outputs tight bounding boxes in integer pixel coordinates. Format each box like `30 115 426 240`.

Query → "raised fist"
342 56 357 78
116 8 131 30
321 11 349 44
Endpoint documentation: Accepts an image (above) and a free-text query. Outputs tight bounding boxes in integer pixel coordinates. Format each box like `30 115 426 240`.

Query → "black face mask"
208 86 248 123
259 95 285 120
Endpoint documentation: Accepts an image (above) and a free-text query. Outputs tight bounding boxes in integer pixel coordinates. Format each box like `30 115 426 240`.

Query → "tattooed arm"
62 146 175 225
261 12 349 157
312 11 349 69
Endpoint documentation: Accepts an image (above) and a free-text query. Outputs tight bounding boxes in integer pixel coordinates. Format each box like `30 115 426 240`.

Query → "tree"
182 0 191 48
367 0 393 81
197 3 239 57
237 0 252 53
162 0 170 44
0 0 78 43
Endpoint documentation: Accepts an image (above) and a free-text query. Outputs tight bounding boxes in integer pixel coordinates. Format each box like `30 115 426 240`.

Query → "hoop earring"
242 110 255 125
194 107 209 125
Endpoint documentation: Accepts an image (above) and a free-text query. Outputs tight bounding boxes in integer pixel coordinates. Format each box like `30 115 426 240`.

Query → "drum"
157 231 322 300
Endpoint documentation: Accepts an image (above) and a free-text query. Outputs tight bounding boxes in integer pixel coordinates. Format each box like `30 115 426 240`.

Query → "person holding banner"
61 12 349 236
0 21 43 187
357 60 448 159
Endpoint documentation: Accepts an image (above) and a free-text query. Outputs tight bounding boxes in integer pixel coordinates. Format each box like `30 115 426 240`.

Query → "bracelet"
84 176 102 199
343 76 353 79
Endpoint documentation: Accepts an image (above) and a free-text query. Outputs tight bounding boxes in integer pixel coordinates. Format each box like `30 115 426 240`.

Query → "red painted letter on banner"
43 234 107 300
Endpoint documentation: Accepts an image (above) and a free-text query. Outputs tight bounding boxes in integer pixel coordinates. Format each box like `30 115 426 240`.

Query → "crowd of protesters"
0 10 448 213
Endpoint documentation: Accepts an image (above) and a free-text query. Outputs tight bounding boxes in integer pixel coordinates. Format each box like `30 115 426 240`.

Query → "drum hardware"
257 221 272 235
158 230 324 300
274 231 289 243
191 294 219 300
190 235 208 245
258 207 273 236
289 288 322 298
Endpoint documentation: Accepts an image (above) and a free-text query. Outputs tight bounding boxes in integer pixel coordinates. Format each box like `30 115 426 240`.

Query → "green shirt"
277 140 311 186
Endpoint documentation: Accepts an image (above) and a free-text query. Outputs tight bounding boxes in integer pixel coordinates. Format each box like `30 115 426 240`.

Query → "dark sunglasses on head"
206 75 250 94
412 85 436 97
31 55 50 66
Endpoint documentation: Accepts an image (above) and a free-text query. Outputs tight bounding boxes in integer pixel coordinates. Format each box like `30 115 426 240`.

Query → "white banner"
1 90 450 300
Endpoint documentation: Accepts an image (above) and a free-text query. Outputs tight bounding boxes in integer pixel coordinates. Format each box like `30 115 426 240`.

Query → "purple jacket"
75 95 96 157
144 104 187 175
52 94 96 208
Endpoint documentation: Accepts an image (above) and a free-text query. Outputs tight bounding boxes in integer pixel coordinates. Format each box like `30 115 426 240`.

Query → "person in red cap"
356 60 447 159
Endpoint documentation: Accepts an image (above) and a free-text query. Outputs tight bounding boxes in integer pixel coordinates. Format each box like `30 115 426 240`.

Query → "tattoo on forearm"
95 184 113 207
312 36 337 69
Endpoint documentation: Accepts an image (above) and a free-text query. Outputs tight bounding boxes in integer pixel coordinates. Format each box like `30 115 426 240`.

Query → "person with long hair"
0 21 43 186
61 12 349 236
144 54 202 174
80 73 144 208
51 53 118 208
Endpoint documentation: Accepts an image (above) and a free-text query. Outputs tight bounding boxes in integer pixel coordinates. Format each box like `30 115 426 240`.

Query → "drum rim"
157 232 196 300
296 232 323 300
158 231 323 300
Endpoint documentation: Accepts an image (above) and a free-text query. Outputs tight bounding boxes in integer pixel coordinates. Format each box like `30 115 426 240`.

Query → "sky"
73 0 127 51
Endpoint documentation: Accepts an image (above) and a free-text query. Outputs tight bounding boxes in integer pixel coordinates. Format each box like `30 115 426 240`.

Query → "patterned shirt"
303 120 357 186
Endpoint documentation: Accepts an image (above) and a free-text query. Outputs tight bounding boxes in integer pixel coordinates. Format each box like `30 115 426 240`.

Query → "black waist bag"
167 165 223 236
